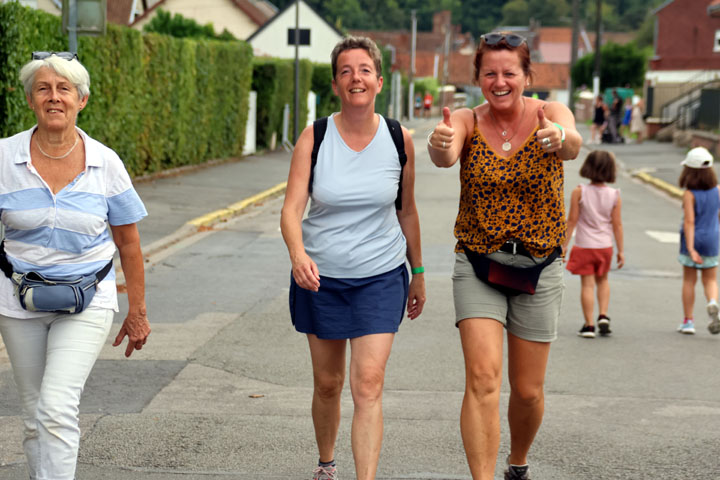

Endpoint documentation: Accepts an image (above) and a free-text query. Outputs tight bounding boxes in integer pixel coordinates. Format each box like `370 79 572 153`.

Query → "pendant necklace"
35 134 79 160
488 98 525 152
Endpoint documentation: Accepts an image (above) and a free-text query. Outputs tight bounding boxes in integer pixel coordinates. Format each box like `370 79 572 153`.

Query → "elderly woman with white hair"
0 51 150 480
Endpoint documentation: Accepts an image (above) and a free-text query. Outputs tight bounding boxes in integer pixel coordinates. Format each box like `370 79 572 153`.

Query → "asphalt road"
1 118 719 479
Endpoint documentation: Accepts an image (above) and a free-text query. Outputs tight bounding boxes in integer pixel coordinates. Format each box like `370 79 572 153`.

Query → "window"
288 28 310 46
714 30 720 53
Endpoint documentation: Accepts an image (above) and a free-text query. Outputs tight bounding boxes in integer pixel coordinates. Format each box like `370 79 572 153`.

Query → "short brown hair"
330 36 382 79
473 32 533 83
679 166 718 190
580 150 617 183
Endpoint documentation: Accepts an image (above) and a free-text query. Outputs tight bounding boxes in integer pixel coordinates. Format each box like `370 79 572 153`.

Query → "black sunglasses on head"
481 33 526 47
31 51 78 61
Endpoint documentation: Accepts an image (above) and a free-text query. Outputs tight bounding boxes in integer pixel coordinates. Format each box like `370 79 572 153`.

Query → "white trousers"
0 307 113 480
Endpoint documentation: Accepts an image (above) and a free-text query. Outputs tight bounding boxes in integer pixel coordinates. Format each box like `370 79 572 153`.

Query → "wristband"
553 122 565 143
411 266 425 275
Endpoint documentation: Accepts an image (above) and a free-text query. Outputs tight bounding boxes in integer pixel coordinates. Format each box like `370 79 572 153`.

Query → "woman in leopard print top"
427 32 581 480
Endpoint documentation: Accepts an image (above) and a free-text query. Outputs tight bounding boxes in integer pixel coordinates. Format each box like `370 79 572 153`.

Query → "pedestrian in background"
676 147 720 335
427 31 581 480
620 97 632 141
630 98 646 144
608 89 622 143
589 95 607 145
423 91 433 118
563 150 624 338
0 51 149 480
280 36 425 480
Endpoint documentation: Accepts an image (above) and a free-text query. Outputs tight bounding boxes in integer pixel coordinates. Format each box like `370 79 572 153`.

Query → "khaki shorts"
452 251 565 342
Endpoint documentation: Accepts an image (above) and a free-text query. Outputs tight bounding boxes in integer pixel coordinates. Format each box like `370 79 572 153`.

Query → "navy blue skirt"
289 264 409 340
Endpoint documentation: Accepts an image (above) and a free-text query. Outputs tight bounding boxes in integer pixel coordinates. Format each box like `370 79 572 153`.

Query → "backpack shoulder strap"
384 116 406 210
308 116 328 194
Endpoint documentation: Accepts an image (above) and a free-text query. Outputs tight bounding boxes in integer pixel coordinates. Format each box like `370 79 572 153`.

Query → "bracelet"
553 122 565 143
411 266 425 274
427 131 434 148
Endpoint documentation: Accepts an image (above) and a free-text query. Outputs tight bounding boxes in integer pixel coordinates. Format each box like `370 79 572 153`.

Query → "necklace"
488 98 526 152
35 134 79 160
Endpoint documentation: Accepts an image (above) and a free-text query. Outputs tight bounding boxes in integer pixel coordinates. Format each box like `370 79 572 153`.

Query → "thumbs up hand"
428 107 454 151
536 107 561 153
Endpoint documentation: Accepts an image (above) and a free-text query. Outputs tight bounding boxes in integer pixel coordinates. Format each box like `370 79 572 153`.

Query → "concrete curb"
187 182 287 228
631 171 684 199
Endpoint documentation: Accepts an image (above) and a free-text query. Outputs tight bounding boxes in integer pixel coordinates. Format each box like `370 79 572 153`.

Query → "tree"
501 0 530 26
571 41 648 90
143 9 237 41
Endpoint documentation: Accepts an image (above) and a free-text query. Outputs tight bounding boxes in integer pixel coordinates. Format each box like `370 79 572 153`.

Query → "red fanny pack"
462 244 561 296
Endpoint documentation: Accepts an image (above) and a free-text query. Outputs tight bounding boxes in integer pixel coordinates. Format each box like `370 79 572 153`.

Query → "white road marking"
646 230 679 244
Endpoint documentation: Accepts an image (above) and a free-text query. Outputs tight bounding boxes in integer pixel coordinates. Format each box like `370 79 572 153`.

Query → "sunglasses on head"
481 33 526 47
31 51 78 61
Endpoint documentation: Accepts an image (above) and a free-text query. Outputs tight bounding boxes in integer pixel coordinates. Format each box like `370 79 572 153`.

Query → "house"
645 0 720 118
131 0 276 39
247 0 343 63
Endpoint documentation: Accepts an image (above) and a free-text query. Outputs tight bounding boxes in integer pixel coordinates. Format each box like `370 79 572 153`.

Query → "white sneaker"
707 301 720 334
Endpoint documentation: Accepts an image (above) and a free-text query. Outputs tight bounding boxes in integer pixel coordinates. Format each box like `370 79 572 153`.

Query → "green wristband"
553 122 565 143
411 266 425 275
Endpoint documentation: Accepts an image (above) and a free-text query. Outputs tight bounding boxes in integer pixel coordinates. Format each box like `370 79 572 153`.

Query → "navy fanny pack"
0 241 112 314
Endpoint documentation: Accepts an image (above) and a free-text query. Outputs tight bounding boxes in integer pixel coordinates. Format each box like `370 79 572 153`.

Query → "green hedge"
252 57 312 149
311 63 340 118
0 2 252 177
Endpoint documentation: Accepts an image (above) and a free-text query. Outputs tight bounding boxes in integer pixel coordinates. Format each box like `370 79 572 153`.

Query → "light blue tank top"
303 114 407 278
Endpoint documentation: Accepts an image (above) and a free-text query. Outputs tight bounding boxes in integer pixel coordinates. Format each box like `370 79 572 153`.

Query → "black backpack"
308 116 407 210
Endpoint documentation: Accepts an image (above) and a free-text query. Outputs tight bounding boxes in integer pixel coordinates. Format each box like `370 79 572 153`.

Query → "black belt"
497 239 533 257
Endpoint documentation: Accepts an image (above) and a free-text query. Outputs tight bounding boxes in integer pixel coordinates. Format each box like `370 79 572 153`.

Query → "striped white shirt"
0 126 147 318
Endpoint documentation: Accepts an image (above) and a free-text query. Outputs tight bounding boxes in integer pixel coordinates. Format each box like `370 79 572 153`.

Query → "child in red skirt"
564 150 625 337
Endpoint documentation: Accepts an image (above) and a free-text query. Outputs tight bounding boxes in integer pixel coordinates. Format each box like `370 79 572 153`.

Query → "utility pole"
569 0 579 112
68 0 78 54
408 9 417 121
441 15 451 111
293 0 300 143
592 0 602 98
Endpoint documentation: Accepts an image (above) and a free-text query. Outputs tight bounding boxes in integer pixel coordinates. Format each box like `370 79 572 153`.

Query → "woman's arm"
427 107 471 168
682 190 702 264
279 125 320 291
611 194 624 268
110 222 151 358
563 186 581 256
396 127 426 320
540 101 582 160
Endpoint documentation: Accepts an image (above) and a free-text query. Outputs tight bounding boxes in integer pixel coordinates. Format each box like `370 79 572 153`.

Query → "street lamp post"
293 0 300 144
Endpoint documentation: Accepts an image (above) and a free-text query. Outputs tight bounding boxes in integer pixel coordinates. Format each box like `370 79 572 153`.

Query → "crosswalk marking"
646 230 678 244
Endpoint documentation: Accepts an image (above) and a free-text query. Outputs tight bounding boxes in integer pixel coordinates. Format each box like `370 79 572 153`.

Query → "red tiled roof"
531 63 569 90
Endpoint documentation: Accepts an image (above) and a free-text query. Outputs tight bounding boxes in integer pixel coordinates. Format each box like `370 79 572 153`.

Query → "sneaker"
707 302 720 334
504 461 531 480
313 465 337 480
578 324 596 338
677 320 696 334
598 315 612 336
